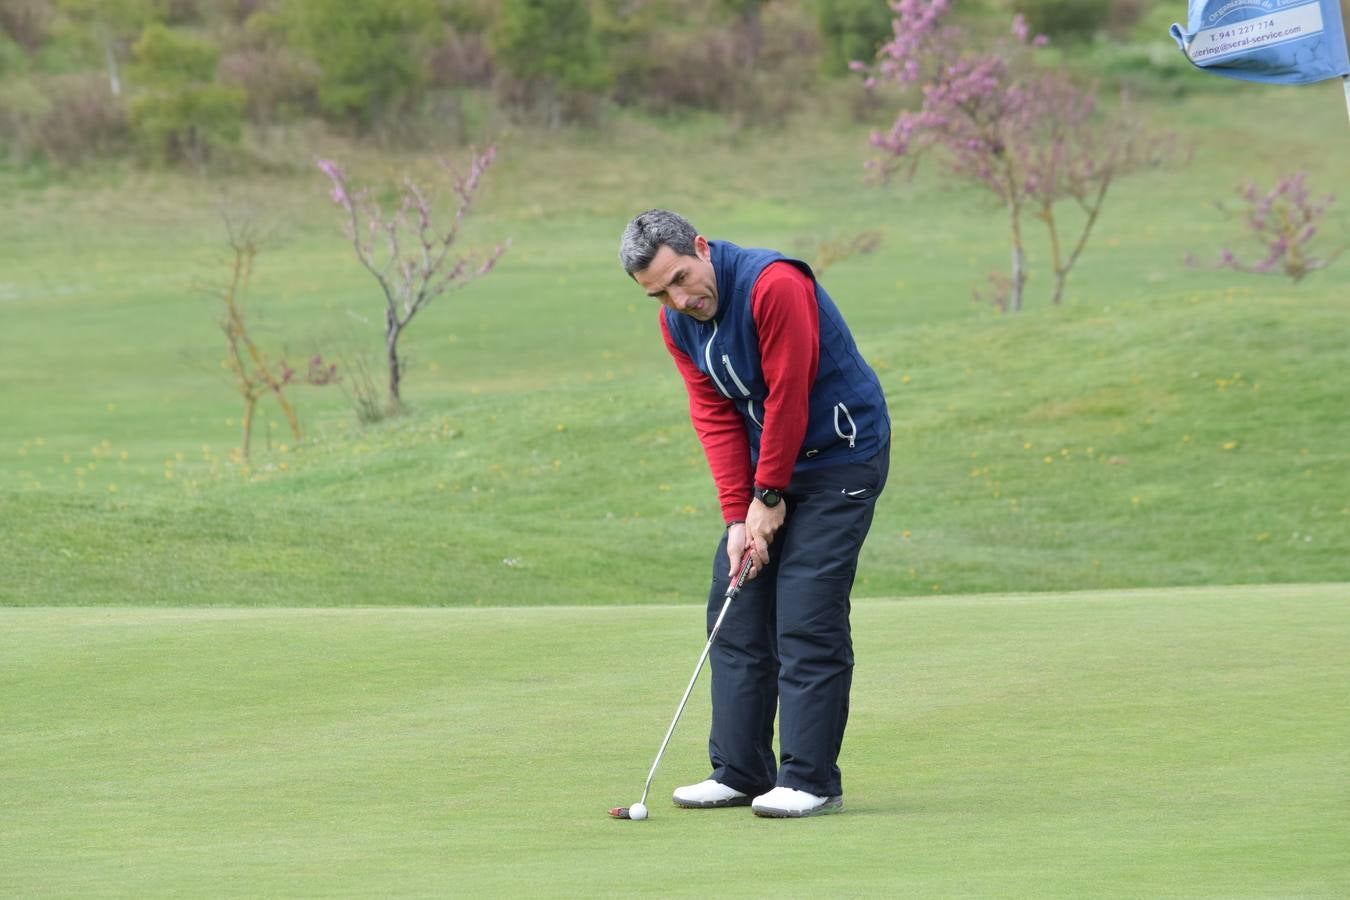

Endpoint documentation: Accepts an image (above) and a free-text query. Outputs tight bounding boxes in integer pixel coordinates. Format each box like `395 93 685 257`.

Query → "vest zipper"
702 321 732 398
834 403 857 448
721 354 752 397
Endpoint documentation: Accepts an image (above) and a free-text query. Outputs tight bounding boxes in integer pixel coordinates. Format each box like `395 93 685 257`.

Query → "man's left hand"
744 497 786 579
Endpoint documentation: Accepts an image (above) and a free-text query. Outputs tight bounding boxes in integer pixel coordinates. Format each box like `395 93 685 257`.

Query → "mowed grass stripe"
2 584 1346 896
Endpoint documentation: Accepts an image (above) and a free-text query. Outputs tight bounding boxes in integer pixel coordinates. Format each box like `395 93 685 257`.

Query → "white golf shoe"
751 786 844 818
671 779 751 808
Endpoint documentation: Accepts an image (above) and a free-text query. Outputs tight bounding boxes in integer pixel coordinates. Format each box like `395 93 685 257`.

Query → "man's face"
632 235 718 321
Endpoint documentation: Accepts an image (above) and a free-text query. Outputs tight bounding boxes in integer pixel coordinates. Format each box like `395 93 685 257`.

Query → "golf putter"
609 547 758 820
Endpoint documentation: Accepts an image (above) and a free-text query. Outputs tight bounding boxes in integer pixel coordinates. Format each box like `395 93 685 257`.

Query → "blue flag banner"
1170 0 1350 84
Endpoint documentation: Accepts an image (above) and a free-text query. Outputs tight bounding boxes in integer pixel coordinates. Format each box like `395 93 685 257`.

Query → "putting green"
3 584 1346 896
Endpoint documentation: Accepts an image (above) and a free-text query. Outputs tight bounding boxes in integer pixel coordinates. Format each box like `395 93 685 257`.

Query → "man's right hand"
726 522 752 580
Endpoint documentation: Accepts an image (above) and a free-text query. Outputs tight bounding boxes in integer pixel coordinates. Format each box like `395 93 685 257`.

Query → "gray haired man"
619 209 890 817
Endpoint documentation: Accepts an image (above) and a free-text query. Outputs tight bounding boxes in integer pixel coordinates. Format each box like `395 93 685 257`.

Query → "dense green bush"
128 23 243 164
1016 0 1111 39
815 0 895 73
275 0 439 131
492 0 609 125
129 21 215 84
130 83 244 164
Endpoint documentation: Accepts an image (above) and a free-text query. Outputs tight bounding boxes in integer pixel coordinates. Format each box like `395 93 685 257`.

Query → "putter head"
607 807 632 819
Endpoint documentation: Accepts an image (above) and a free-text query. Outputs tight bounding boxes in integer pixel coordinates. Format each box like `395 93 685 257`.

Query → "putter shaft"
637 550 756 807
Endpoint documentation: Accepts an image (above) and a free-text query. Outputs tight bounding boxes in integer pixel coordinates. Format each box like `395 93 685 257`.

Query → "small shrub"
0 72 130 167
606 2 818 127
1105 0 1150 37
0 30 30 76
1017 0 1110 40
217 47 320 124
0 0 54 53
797 229 883 279
1191 172 1345 283
427 27 495 89
0 77 48 163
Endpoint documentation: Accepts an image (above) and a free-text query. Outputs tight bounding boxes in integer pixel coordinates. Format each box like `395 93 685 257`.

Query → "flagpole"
1343 0 1350 122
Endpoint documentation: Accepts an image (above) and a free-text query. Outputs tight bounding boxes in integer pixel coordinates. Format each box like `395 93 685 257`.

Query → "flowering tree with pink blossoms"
318 146 508 411
856 2 1178 312
1192 172 1344 283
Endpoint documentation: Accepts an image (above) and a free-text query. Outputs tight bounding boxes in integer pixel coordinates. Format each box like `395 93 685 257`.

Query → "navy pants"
704 445 889 798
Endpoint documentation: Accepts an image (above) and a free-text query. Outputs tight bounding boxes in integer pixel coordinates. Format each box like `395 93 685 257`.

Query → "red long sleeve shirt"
660 262 820 524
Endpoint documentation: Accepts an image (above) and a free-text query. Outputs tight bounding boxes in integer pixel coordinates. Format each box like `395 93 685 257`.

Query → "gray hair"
619 209 699 276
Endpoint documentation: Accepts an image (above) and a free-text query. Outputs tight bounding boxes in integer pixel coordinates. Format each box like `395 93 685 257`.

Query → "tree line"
0 0 1151 169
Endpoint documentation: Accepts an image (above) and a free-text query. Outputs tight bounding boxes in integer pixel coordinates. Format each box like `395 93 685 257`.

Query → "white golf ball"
629 803 648 820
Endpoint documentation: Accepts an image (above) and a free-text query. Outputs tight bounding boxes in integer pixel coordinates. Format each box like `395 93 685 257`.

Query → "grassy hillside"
1 84 1347 605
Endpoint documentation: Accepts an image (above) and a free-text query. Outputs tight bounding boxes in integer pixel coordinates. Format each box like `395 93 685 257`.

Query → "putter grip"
731 548 755 593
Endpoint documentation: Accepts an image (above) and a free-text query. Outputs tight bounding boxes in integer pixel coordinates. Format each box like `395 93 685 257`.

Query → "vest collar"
708 240 742 326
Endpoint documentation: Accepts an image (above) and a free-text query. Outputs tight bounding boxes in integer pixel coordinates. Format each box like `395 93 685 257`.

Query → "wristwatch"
753 485 783 508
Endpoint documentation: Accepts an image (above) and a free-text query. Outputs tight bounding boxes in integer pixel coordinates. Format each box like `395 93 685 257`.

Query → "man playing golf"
619 209 890 817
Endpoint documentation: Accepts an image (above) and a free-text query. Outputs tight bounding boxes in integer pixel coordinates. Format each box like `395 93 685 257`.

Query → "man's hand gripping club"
727 496 786 581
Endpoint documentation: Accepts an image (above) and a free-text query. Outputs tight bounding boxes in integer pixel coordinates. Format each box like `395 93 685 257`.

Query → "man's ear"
694 234 711 260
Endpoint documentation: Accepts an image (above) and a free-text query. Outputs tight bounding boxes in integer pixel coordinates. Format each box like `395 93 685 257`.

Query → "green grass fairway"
4 584 1346 897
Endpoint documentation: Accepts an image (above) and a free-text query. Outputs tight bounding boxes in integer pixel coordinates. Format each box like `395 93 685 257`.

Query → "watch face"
757 488 781 507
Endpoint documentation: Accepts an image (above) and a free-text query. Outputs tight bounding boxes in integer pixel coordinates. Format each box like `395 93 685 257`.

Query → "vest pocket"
802 402 859 458
721 354 752 397
834 403 857 449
